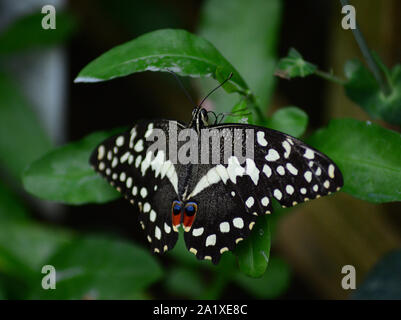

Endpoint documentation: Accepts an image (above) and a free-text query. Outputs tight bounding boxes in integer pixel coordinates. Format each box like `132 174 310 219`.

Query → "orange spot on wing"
183 213 196 230
172 212 181 227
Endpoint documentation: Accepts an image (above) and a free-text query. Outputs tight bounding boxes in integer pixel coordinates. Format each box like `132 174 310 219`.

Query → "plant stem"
315 69 346 85
247 93 266 124
340 0 392 96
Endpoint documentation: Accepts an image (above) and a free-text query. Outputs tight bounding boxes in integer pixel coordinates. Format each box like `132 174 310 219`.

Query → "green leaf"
23 129 123 205
197 0 282 113
0 180 29 222
0 220 73 280
224 99 254 124
308 118 401 203
235 215 271 277
0 72 52 182
30 235 163 299
344 59 401 125
234 257 290 299
276 48 317 79
264 106 309 138
352 249 401 300
0 11 76 54
75 29 248 95
163 267 206 298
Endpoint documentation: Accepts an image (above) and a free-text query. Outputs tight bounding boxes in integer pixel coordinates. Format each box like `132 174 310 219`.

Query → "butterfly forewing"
90 120 186 254
208 124 343 207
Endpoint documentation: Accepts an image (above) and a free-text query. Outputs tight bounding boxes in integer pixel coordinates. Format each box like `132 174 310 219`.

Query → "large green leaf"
264 106 308 138
75 29 248 95
0 72 52 182
30 235 163 299
352 249 401 300
0 11 76 54
23 130 122 205
234 257 290 298
197 0 282 115
235 215 271 277
308 118 401 203
344 59 401 125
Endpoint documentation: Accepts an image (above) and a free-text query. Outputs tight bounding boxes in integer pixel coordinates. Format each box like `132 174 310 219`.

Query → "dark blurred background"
0 0 400 299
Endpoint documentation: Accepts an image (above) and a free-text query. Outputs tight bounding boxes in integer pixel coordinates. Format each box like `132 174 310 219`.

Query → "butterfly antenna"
166 69 198 109
198 72 233 108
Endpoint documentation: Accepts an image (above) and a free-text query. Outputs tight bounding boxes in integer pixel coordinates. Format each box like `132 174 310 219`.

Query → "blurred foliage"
344 57 401 125
276 47 401 126
0 220 73 282
0 11 76 54
234 257 290 299
197 0 282 116
352 249 401 300
0 0 400 301
0 180 29 222
99 0 181 37
30 236 163 299
0 72 52 183
264 106 309 138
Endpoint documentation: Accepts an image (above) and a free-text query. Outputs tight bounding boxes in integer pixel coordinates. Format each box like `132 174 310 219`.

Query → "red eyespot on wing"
183 203 198 232
171 201 182 232
183 214 196 231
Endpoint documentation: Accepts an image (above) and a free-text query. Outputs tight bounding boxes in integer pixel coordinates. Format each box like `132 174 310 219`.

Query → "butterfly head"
190 107 209 132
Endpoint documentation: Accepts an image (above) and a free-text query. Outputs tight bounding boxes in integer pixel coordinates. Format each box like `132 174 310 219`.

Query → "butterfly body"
90 107 343 264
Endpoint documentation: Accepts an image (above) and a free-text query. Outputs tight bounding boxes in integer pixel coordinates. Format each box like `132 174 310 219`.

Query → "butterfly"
90 82 343 265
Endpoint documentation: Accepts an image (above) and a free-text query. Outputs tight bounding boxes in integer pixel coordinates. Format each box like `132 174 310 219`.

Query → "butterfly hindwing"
183 178 258 264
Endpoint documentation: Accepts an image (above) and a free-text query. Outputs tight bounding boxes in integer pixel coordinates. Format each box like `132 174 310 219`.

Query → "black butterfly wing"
182 123 343 264
90 119 186 254
209 123 344 208
183 169 259 264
